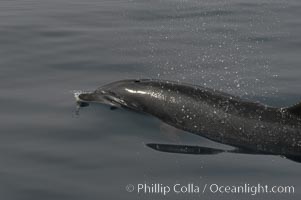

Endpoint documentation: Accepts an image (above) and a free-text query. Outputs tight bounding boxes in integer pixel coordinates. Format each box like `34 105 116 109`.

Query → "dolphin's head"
76 79 153 110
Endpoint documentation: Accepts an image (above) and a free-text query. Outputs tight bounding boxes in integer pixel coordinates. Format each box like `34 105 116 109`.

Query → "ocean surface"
1 0 301 199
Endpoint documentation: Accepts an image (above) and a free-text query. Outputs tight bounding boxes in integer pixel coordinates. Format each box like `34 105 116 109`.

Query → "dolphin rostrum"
75 79 301 162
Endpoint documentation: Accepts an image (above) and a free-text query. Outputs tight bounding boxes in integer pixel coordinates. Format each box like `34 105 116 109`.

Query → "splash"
71 90 91 117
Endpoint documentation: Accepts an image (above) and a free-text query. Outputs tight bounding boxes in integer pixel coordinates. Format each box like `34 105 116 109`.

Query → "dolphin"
75 79 301 162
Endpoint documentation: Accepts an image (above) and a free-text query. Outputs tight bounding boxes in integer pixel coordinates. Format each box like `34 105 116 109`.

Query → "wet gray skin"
77 79 301 159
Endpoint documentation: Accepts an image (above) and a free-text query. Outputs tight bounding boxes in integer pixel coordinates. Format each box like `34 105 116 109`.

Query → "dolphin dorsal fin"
287 101 301 116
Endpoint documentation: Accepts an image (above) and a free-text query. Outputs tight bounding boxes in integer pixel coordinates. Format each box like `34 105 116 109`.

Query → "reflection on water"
0 0 301 199
147 143 226 155
147 143 301 163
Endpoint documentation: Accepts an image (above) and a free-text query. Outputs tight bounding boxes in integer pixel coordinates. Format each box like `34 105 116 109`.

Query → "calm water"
1 0 301 199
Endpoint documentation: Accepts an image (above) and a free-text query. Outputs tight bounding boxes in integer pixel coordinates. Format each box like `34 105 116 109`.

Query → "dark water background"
1 0 301 199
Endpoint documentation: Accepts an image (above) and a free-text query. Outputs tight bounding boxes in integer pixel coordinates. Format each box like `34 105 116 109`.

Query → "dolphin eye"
134 80 140 83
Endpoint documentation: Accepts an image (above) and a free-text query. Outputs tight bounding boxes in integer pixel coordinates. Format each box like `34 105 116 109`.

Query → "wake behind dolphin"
75 79 301 162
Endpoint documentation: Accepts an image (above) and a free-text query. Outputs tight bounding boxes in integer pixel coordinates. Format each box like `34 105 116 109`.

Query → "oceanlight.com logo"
125 183 295 196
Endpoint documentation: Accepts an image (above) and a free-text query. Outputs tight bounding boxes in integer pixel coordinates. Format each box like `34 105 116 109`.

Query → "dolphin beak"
74 90 123 108
74 91 95 102
73 92 92 107
78 93 96 101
